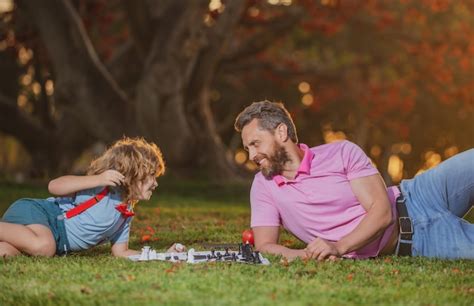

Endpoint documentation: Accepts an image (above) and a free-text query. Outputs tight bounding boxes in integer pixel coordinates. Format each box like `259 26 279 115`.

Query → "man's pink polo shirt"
250 140 400 258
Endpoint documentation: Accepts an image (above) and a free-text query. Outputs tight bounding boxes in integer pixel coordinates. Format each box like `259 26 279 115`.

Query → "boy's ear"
276 123 289 142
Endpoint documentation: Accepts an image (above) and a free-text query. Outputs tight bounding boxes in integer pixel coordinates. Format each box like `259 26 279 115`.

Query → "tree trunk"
131 0 245 178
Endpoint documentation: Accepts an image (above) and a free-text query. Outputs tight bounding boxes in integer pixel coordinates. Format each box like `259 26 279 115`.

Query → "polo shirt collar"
272 143 314 186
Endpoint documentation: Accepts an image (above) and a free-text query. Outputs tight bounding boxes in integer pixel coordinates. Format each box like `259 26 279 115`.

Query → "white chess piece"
140 246 151 261
187 248 195 263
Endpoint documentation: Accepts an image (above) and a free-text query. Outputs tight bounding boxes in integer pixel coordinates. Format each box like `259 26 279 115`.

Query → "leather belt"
395 186 413 256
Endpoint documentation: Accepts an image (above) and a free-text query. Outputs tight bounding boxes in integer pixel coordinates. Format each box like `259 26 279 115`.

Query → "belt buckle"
396 195 405 204
399 217 413 235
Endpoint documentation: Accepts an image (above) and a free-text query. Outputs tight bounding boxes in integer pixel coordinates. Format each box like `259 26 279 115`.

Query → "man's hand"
98 170 125 187
305 237 341 261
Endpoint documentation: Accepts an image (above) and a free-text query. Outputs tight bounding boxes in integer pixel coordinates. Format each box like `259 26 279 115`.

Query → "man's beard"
259 143 291 180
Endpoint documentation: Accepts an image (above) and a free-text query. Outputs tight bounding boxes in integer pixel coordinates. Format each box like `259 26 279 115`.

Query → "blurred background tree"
0 0 472 183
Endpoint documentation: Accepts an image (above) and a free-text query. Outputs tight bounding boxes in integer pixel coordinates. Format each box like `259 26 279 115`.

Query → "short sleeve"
340 141 379 180
250 176 281 227
110 217 132 245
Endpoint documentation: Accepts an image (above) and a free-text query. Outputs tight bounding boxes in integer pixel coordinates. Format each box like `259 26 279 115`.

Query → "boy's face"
137 175 158 200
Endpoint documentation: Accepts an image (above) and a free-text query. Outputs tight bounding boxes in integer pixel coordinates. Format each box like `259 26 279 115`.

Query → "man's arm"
306 174 393 260
253 226 307 261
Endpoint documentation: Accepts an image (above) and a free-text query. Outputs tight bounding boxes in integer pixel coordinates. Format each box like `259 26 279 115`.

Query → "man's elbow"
255 242 273 253
380 209 394 229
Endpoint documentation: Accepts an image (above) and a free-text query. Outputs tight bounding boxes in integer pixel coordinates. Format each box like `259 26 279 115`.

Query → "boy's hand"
167 243 186 253
99 170 125 187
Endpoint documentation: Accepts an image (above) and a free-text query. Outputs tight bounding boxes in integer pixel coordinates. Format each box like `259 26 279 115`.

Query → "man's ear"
275 123 289 142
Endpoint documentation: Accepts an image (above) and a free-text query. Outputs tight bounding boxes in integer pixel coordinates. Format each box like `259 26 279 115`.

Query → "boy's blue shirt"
49 186 132 251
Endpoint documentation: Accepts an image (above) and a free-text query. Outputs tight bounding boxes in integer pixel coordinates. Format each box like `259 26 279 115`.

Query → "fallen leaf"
146 226 155 234
165 263 183 274
269 292 277 300
80 286 92 294
347 273 354 281
123 274 136 282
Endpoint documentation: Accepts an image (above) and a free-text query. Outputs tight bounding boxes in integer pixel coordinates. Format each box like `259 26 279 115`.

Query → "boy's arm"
111 242 140 257
48 170 124 196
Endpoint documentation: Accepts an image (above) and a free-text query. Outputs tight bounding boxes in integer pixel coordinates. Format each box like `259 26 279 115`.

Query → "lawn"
0 180 473 306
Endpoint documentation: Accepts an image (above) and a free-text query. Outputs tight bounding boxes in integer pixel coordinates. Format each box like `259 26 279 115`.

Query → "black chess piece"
253 251 262 264
242 243 253 261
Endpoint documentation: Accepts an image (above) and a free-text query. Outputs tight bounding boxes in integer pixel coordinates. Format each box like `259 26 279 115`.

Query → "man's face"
241 119 290 179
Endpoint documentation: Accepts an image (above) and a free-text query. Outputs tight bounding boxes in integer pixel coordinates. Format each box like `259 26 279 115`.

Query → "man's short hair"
234 100 298 143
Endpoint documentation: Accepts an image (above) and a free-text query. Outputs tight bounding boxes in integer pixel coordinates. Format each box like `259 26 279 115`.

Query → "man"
234 101 473 260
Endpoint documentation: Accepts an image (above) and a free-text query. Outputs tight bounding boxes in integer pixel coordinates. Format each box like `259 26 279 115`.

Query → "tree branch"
18 0 130 141
120 0 154 59
221 6 304 64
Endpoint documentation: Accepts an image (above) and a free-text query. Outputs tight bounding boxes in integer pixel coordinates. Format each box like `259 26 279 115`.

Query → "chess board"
128 244 270 265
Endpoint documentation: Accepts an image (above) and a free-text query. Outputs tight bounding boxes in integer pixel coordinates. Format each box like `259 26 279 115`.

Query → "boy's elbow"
111 249 125 257
48 179 58 194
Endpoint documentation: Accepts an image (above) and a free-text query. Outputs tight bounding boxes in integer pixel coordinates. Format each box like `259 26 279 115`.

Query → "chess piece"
140 246 151 261
242 242 253 261
187 248 195 263
254 251 262 264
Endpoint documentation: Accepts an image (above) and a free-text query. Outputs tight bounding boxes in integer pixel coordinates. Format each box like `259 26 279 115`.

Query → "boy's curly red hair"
87 137 165 203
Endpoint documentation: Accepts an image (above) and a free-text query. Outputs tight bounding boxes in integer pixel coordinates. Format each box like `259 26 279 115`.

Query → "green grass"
1 180 473 306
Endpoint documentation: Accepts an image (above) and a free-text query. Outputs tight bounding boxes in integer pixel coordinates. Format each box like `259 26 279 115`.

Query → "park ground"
0 180 473 306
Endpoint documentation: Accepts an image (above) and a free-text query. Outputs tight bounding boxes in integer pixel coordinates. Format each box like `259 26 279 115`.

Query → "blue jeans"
400 149 474 259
